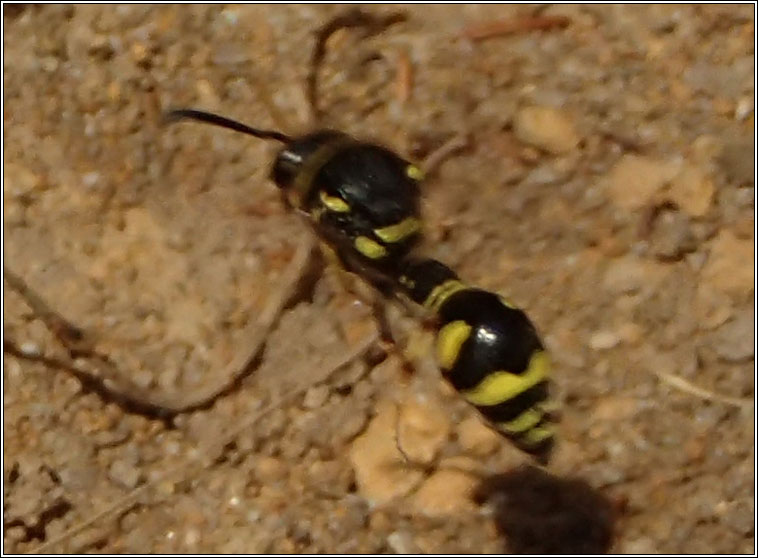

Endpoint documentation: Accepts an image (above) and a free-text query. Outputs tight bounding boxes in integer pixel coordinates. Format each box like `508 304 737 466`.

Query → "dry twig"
307 8 407 123
394 48 413 104
421 133 470 178
461 15 570 42
654 369 753 409
4 236 314 418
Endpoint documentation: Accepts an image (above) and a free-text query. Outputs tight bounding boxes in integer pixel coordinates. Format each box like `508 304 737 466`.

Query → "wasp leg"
320 243 389 338
317 241 419 379
420 133 470 178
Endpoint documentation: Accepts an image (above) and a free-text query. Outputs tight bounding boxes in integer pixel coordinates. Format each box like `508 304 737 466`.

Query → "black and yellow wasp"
166 105 556 464
161 8 555 465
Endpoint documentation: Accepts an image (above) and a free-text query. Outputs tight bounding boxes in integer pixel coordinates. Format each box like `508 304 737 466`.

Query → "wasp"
154 5 554 465
165 99 555 464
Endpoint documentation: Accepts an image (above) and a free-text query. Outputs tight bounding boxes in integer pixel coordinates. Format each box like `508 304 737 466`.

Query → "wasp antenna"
164 108 291 144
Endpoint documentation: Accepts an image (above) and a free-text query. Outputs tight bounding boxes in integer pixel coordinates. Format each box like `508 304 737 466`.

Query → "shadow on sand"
474 465 617 554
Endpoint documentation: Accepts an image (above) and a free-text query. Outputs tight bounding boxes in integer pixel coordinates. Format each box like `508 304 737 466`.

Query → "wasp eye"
271 149 302 189
270 130 347 190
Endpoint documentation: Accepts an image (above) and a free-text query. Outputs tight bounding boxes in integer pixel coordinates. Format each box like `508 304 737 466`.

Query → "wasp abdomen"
398 259 555 464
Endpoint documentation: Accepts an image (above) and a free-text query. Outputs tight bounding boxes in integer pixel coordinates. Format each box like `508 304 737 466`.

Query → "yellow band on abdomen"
436 320 472 370
520 425 553 446
462 351 549 407
498 407 543 434
423 279 467 312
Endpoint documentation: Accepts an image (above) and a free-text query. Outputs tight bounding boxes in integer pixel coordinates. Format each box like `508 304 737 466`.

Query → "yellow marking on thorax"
406 164 424 181
373 217 421 243
354 236 388 259
423 279 467 312
462 350 550 407
436 320 472 370
498 408 543 434
292 138 352 208
319 190 351 213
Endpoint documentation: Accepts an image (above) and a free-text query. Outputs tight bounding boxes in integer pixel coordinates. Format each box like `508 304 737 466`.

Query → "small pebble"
605 154 679 210
513 105 581 154
82 171 101 188
411 469 478 517
387 531 420 554
303 385 330 409
108 458 142 489
589 330 620 351
701 230 754 297
40 55 59 72
603 255 661 295
19 342 41 357
184 528 201 547
591 396 639 423
709 309 754 362
667 165 714 217
734 97 753 121
649 209 696 260
457 416 500 457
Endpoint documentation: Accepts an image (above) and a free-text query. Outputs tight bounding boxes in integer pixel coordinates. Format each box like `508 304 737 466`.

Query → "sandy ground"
3 4 755 554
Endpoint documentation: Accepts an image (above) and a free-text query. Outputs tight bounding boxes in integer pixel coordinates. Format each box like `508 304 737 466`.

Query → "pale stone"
457 416 500 457
411 469 478 517
396 394 451 466
513 105 580 154
605 154 679 210
348 401 423 506
589 330 620 351
701 230 754 297
667 165 715 217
